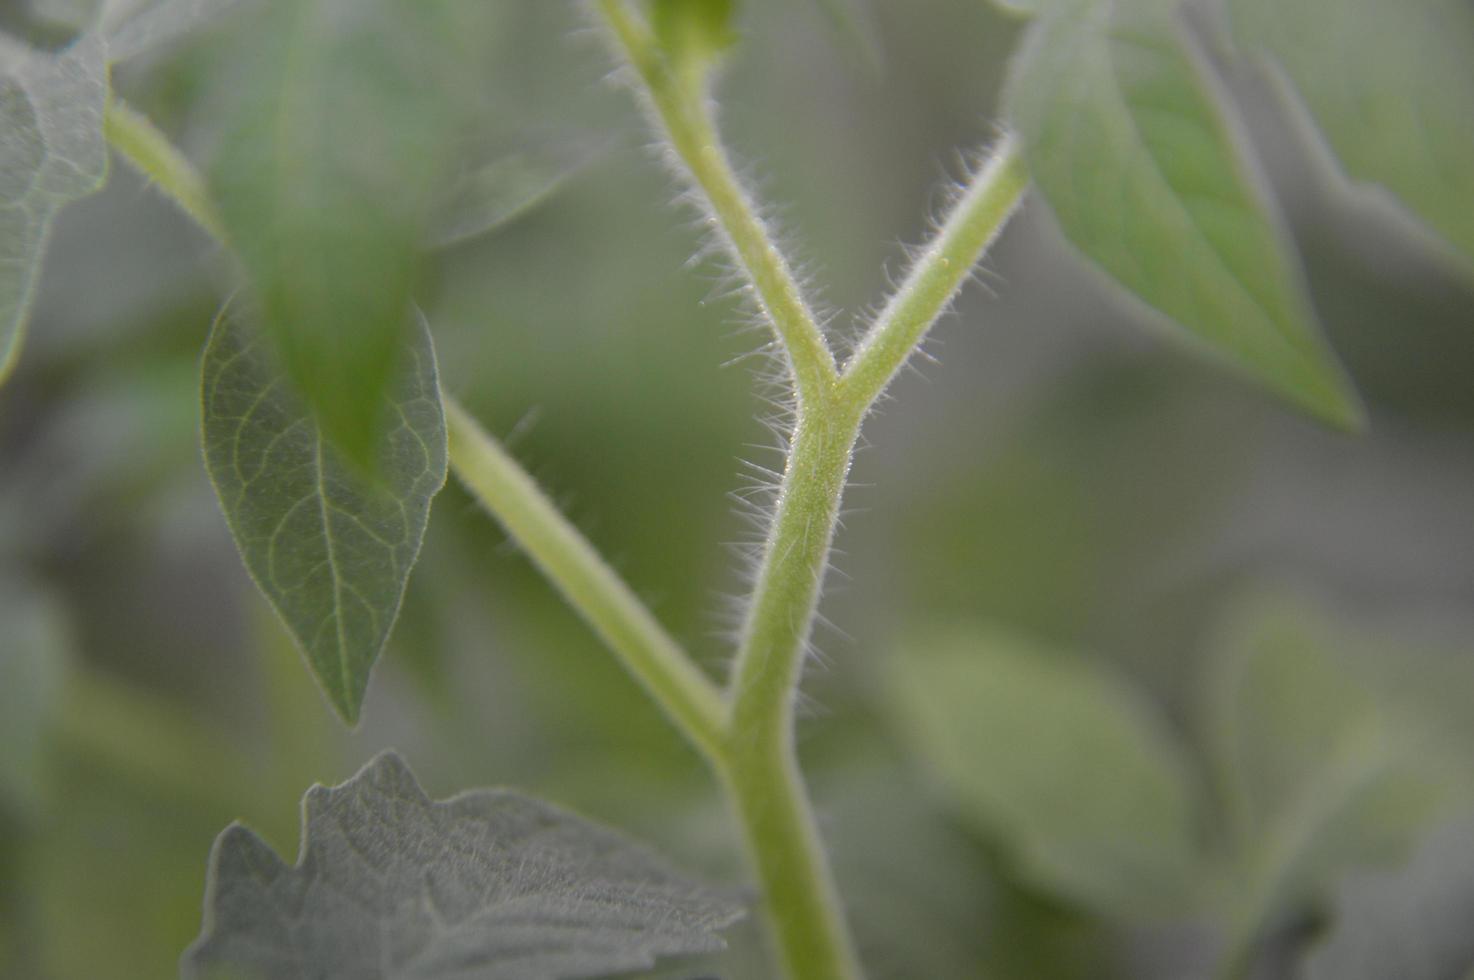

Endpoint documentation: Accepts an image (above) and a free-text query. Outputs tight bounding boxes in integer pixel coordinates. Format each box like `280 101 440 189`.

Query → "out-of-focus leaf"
100 0 249 61
1205 594 1451 956
1003 0 1362 428
27 0 103 32
0 33 106 384
1231 0 1474 275
0 582 70 816
200 302 447 724
207 0 465 467
1301 817 1474 980
987 0 1046 16
889 626 1201 919
182 751 745 980
651 0 738 68
427 138 603 250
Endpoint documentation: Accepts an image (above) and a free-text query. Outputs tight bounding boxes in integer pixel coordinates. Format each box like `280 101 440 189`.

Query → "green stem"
444 397 728 761
840 135 1029 409
104 54 1033 980
597 0 837 406
103 97 227 243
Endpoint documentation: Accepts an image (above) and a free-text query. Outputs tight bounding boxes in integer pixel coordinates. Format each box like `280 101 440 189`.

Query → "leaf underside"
200 302 447 724
182 751 744 980
0 33 107 384
1231 0 1474 276
1003 0 1361 427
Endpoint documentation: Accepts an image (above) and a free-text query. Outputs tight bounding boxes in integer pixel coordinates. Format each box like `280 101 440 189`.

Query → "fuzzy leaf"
1231 0 1474 275
1003 0 1361 427
207 0 465 467
1302 818 1474 980
182 751 744 980
890 626 1201 918
0 33 107 385
200 302 446 724
101 0 250 61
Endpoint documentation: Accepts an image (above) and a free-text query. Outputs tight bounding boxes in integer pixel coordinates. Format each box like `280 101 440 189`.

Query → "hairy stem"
103 97 227 242
444 398 728 760
596 0 837 405
106 50 1032 980
840 135 1028 409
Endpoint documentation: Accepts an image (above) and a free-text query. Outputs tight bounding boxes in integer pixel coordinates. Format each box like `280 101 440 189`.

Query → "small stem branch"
444 397 728 760
840 135 1028 411
103 97 227 243
596 0 838 405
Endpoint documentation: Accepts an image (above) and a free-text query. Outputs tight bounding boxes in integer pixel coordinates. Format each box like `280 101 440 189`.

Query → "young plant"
1 0 1471 978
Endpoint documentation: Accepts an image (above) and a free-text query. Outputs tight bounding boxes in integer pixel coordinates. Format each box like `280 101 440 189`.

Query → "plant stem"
840 135 1029 409
444 397 728 761
593 5 1035 978
105 53 1032 980
103 97 227 243
596 0 837 406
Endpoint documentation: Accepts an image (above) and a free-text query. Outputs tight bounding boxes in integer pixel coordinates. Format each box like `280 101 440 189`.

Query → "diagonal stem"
840 135 1029 411
444 398 728 760
596 0 838 406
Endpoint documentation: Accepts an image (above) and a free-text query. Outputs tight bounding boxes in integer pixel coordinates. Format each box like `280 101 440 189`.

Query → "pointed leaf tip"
200 303 447 726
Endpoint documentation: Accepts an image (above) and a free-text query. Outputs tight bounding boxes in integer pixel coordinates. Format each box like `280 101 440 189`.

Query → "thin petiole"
596 0 838 407
445 397 729 761
840 134 1029 412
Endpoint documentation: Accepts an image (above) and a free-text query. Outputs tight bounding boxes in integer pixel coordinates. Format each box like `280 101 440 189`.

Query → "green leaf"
207 0 464 467
651 0 739 68
0 33 107 385
101 0 248 62
889 625 1201 918
182 751 745 980
1003 0 1362 428
0 581 70 817
1231 0 1474 275
1302 818 1474 980
426 137 603 250
1205 594 1451 953
200 302 447 724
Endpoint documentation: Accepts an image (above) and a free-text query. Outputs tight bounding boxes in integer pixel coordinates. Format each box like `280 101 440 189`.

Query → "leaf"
889 625 1201 919
1002 0 1362 428
1204 594 1451 949
651 0 739 68
207 0 466 467
0 581 70 817
182 751 744 980
1231 0 1474 275
1301 818 1474 980
101 0 250 61
0 33 107 385
200 301 447 724
426 138 604 250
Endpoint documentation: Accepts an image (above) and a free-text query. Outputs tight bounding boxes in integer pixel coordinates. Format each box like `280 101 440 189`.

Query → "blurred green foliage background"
2 1 1473 978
